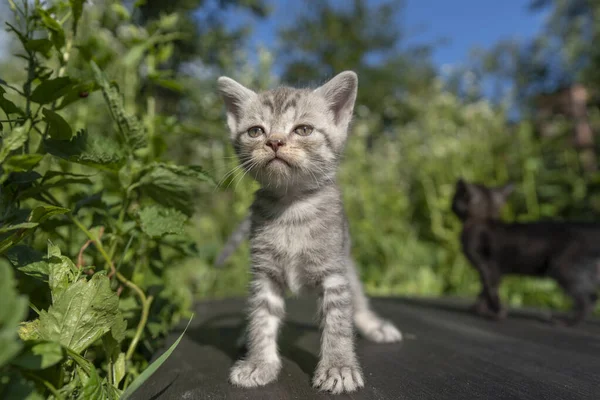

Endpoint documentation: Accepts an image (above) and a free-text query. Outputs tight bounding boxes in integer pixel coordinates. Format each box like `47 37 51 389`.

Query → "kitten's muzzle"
266 139 285 152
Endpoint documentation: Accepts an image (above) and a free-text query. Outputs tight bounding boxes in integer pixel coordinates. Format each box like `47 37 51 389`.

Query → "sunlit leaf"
38 274 119 354
138 205 188 238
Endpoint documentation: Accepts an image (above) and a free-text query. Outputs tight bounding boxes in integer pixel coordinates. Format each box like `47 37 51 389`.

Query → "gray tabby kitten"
216 71 402 394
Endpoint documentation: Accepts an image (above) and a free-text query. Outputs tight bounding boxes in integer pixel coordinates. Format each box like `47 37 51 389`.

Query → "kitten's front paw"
229 358 281 388
312 364 364 394
364 320 402 343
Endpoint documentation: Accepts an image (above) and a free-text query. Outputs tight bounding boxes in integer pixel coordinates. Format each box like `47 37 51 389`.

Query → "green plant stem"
126 293 154 361
69 215 152 361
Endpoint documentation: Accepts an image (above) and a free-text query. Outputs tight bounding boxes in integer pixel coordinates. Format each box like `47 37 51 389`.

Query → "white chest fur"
253 194 329 294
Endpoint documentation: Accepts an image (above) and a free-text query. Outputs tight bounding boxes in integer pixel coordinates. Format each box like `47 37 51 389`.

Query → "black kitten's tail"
214 214 251 267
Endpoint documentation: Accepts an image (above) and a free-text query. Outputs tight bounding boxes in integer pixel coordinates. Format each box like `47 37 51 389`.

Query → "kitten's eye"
247 126 264 138
294 125 313 136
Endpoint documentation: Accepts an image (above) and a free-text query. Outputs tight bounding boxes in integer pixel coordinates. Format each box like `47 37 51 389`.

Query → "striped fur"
217 72 402 394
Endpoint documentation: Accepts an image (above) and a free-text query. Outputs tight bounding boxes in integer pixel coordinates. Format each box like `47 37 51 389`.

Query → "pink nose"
266 139 285 152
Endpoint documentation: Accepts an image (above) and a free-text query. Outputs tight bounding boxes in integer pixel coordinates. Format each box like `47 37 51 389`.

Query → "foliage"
0 1 212 398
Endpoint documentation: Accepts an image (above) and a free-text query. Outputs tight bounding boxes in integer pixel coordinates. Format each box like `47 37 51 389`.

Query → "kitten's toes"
355 312 402 343
313 364 364 394
364 321 403 343
229 359 280 387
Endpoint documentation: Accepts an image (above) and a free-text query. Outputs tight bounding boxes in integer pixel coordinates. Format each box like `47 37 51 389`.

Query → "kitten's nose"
266 139 285 152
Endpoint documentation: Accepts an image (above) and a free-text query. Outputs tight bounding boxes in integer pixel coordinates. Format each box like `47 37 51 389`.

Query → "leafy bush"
0 1 212 398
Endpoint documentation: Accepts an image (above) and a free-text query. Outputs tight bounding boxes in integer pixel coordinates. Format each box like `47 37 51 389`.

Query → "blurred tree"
134 0 270 70
278 0 437 145
475 0 600 111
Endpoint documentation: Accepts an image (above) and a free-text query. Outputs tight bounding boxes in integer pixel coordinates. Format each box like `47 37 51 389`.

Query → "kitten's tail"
214 214 251 267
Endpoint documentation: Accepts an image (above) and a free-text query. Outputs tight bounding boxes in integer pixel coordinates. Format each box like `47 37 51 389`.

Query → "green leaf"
6 244 46 267
113 352 126 387
70 0 85 35
38 9 65 50
56 81 100 110
78 365 111 400
43 108 73 140
18 320 41 342
5 246 49 281
31 77 75 105
138 205 188 238
38 274 120 353
24 38 53 56
2 154 45 172
120 315 193 400
0 262 29 368
44 129 125 168
47 244 77 302
0 222 39 234
90 61 147 150
131 163 214 216
0 86 24 116
31 205 71 224
11 341 64 370
0 207 68 255
110 3 131 20
0 124 29 163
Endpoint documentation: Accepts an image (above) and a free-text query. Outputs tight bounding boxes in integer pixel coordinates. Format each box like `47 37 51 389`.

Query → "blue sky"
242 0 546 73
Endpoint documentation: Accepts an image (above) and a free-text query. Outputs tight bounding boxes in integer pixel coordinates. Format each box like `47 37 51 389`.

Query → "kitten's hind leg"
347 259 402 343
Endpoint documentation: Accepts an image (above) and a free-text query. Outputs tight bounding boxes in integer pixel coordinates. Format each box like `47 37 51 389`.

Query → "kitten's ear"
314 71 358 129
492 182 515 205
462 180 483 204
456 178 478 199
217 77 257 132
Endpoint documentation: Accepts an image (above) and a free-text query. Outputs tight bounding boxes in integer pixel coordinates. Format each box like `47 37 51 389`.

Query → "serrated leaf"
90 61 147 150
0 125 29 163
38 274 119 353
0 262 29 368
43 108 73 140
131 163 214 216
138 205 188 238
19 320 41 341
11 341 64 370
0 86 24 116
44 129 125 168
31 77 75 105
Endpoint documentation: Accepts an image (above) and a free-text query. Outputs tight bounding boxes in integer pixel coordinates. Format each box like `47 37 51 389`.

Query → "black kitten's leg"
566 292 592 326
473 267 505 320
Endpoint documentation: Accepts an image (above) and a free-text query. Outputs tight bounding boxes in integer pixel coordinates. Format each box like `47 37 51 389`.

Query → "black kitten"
451 178 600 326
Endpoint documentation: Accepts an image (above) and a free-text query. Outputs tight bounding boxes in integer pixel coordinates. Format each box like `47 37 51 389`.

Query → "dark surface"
132 297 600 400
